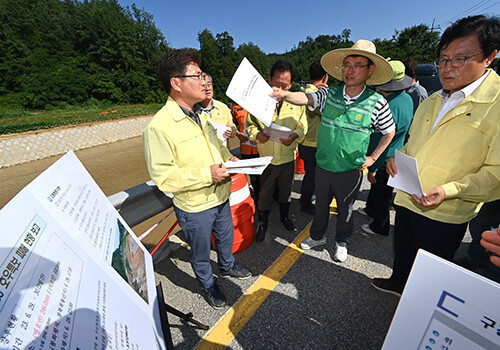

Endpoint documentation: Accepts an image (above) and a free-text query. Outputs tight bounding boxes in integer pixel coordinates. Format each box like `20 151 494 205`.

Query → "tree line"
1 0 443 111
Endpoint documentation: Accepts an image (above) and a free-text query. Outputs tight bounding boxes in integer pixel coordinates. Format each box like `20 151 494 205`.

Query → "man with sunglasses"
372 15 500 297
143 50 251 309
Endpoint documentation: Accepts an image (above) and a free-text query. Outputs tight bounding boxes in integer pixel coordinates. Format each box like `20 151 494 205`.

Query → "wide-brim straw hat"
373 60 413 92
320 39 393 85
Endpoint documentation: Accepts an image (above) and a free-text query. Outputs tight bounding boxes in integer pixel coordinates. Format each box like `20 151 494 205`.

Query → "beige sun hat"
320 39 393 85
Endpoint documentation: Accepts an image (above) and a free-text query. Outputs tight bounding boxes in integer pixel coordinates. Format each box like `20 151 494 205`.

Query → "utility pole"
430 18 441 33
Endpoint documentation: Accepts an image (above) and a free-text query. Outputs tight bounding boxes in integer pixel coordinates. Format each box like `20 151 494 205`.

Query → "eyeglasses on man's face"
341 64 369 72
434 51 483 69
175 72 209 82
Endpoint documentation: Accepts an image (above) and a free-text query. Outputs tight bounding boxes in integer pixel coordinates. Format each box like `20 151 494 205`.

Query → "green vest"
316 85 380 172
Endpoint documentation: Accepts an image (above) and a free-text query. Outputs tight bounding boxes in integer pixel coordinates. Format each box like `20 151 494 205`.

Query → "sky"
117 0 500 54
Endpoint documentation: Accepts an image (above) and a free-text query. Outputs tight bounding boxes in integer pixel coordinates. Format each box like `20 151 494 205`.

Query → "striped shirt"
310 85 395 135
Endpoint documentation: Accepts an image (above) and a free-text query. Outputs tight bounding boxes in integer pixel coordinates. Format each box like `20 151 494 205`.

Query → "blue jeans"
174 201 235 289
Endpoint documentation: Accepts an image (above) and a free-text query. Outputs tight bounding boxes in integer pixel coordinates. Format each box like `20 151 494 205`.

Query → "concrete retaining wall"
0 116 153 168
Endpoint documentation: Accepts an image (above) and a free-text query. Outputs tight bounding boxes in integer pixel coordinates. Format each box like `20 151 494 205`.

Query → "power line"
440 0 499 25
480 0 500 12
451 0 491 20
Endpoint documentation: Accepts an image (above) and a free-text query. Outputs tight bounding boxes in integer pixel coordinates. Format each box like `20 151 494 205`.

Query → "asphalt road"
1 135 473 349
155 176 474 350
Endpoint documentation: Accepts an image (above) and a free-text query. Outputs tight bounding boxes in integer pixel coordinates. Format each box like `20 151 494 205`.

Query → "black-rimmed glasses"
434 51 483 69
174 72 209 82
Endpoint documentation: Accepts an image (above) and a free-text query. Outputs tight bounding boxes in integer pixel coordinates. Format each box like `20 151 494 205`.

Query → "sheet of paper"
263 123 291 143
241 119 257 147
210 120 229 141
0 152 166 349
387 149 424 197
226 57 276 127
224 156 273 175
225 164 269 175
383 250 500 349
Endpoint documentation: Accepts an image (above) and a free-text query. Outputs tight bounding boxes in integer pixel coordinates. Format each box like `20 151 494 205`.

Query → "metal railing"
108 180 173 228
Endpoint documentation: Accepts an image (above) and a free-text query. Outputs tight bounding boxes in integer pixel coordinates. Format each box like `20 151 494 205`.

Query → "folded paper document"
224 156 273 175
264 123 291 143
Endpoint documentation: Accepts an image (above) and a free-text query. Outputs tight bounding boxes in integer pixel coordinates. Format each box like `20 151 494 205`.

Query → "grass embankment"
0 104 163 135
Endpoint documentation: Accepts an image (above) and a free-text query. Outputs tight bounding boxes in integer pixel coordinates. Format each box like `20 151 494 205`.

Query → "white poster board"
383 250 500 349
0 151 166 349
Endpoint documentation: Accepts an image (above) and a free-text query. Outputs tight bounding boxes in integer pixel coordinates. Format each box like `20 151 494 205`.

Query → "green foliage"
0 1 442 134
196 24 439 100
375 25 439 64
0 103 163 134
0 0 168 109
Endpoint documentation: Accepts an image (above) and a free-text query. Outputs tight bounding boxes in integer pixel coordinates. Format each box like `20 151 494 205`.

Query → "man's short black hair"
344 55 374 66
157 49 202 93
438 15 500 57
309 60 327 81
402 58 418 79
270 60 294 81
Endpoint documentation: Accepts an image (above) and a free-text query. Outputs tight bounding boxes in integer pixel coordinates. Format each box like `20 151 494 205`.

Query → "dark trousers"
173 201 235 289
298 144 317 207
258 160 295 211
391 206 468 288
468 200 500 282
242 153 260 202
310 166 363 245
365 166 393 235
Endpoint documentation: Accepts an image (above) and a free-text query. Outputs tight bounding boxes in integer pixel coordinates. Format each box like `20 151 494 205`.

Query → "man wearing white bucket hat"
271 39 395 262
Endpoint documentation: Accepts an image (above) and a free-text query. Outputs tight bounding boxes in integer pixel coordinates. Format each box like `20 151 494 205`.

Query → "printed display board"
383 250 500 350
0 151 166 350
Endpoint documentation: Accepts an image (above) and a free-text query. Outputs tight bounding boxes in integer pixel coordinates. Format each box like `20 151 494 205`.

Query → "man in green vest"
271 40 395 262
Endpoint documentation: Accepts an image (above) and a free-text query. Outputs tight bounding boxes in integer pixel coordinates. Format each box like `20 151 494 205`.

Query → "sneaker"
220 263 252 280
300 236 326 250
200 281 227 309
333 244 348 262
371 278 403 297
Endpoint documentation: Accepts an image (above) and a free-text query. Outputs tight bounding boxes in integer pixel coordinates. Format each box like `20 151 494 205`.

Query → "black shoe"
255 224 266 242
255 210 269 242
200 281 227 309
371 278 403 297
279 202 295 231
300 203 315 215
221 263 252 279
281 217 295 231
361 223 389 237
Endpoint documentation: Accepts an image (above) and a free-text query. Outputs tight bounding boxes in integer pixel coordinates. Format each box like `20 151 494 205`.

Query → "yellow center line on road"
195 223 312 350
